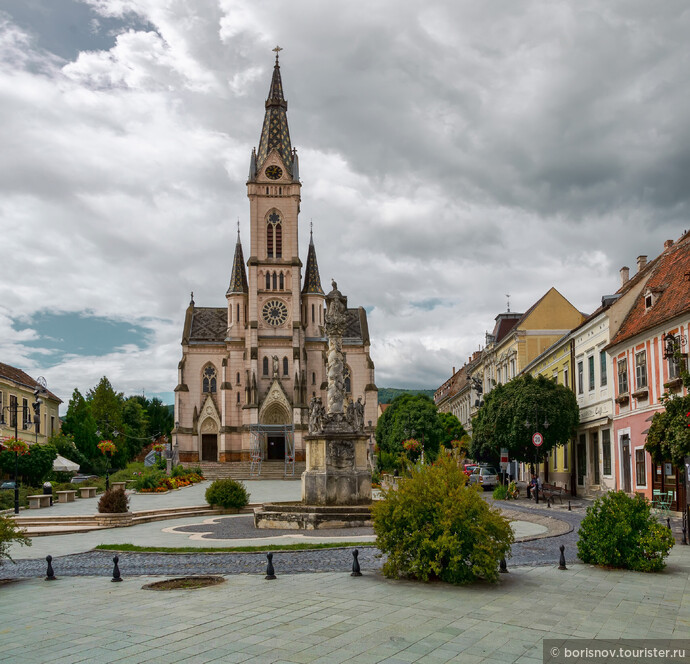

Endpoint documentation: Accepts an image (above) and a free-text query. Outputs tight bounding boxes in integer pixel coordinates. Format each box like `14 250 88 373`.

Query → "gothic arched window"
312 372 316 385
266 211 282 258
272 272 277 290
283 357 288 376
279 272 284 290
266 272 271 290
236 372 240 385
202 365 217 393
263 357 269 376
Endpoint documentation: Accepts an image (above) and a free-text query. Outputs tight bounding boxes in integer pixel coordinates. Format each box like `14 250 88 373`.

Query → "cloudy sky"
1 0 689 409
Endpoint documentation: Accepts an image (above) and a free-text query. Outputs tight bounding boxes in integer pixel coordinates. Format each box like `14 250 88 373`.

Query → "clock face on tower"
265 165 283 180
262 299 289 326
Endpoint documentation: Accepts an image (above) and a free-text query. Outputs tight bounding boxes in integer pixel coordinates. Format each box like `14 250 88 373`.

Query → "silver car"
469 466 499 491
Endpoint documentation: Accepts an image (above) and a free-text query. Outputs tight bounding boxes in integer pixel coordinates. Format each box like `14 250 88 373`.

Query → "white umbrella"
53 455 80 473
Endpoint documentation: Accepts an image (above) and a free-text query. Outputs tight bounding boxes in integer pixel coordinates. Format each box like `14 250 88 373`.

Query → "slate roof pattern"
609 231 690 347
189 308 227 342
256 56 293 174
0 362 62 402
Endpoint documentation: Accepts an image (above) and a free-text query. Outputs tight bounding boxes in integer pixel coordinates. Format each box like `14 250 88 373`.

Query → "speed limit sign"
532 432 544 447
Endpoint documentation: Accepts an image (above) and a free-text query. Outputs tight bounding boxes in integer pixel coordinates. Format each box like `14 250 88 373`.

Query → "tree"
470 374 579 465
48 432 88 468
0 515 31 565
61 389 99 460
438 412 467 449
122 397 149 459
375 394 444 464
0 442 57 486
87 377 126 468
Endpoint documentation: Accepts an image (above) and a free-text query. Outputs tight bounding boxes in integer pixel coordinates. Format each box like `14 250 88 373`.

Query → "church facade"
174 52 377 465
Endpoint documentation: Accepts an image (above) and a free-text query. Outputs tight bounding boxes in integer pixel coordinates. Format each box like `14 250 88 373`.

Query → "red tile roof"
609 231 690 347
0 363 62 403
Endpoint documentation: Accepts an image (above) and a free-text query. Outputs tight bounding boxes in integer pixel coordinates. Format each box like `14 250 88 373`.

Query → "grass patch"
95 542 375 554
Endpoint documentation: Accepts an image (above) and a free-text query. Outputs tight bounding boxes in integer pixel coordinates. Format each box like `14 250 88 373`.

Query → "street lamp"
524 409 550 504
0 390 42 514
96 428 119 491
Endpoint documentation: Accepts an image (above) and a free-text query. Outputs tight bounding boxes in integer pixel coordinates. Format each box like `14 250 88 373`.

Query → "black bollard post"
111 555 122 582
499 557 508 574
683 509 688 545
351 549 362 577
45 555 56 581
547 497 551 508
558 545 567 571
265 552 276 580
568 500 571 511
667 517 671 531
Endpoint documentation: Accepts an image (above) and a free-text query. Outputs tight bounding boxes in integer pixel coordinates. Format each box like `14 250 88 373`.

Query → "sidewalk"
1 546 688 664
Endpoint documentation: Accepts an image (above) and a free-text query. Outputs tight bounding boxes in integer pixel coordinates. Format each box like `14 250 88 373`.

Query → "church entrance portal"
267 435 285 460
201 434 217 461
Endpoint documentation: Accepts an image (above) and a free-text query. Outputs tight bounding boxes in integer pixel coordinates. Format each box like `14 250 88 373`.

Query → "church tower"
175 49 377 470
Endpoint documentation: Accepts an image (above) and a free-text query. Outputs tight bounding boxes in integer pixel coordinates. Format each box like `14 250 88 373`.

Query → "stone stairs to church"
182 460 305 481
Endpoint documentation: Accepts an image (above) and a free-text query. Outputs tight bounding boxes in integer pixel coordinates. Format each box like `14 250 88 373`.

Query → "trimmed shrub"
97 488 129 514
577 491 675 572
372 455 514 584
492 484 508 500
205 479 250 510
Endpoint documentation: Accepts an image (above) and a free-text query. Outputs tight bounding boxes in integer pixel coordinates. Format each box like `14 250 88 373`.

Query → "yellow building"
0 363 62 445
521 334 575 489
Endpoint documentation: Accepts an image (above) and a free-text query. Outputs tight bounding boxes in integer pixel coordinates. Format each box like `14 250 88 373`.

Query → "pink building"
607 232 690 510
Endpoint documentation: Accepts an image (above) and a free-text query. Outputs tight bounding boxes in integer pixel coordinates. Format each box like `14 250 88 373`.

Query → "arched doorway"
262 403 289 460
200 417 218 461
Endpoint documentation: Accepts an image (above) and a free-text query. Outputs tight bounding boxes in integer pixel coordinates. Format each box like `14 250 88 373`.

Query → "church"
174 50 378 469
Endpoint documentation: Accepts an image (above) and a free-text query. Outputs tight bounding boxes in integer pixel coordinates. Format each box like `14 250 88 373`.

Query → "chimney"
620 266 630 286
664 239 674 250
636 255 647 272
452 366 455 375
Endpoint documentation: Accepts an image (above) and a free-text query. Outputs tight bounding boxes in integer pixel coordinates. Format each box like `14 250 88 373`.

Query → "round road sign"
532 432 544 447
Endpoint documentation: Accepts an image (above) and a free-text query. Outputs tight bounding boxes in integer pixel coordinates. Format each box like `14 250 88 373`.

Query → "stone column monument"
302 281 372 505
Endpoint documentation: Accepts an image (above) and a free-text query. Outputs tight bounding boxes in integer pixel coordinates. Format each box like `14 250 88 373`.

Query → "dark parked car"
0 481 17 490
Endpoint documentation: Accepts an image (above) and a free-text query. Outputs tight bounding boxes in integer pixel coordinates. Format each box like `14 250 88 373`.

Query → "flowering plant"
152 443 166 453
402 438 421 452
97 440 117 455
2 437 30 455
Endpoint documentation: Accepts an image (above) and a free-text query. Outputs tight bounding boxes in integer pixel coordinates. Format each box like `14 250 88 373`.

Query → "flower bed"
135 469 204 493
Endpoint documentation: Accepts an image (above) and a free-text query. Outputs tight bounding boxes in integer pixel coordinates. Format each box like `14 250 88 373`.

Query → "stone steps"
184 461 305 480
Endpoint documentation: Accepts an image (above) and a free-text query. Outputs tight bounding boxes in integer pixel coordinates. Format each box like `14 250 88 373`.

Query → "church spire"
226 224 249 295
256 46 293 176
302 224 324 295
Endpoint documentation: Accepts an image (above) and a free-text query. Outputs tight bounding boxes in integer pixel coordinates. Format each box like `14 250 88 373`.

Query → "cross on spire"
273 45 282 63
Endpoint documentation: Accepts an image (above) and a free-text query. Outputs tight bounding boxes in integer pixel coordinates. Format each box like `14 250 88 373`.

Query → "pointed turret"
256 47 293 175
301 227 324 295
226 228 249 295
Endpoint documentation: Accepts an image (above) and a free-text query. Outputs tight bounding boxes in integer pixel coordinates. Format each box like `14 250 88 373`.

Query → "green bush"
205 479 250 510
492 484 508 500
133 470 166 491
170 464 188 478
97 488 130 514
577 491 675 572
372 455 514 584
0 515 31 564
0 486 41 511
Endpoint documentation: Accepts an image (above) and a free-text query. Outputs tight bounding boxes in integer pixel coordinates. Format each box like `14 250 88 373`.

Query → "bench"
110 482 126 492
56 490 77 503
79 486 97 499
540 483 566 504
28 494 52 509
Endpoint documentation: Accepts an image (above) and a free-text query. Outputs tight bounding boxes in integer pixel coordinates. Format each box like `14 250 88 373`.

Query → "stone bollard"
111 556 122 582
45 555 56 581
265 552 276 580
558 545 567 571
568 500 571 511
351 549 362 577
499 557 508 574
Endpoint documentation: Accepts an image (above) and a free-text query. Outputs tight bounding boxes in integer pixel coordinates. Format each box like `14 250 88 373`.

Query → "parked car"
468 466 499 491
0 480 17 490
462 463 478 477
71 475 98 484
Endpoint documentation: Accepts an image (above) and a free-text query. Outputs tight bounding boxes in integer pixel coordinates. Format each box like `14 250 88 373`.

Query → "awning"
53 455 80 473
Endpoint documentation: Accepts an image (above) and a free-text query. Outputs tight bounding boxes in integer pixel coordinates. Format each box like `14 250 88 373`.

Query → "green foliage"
0 443 57 486
646 393 690 466
0 485 41 510
121 397 149 459
372 455 514 584
577 491 675 572
133 469 166 491
97 488 130 513
378 388 435 404
205 479 250 509
471 374 579 464
0 515 31 565
61 388 99 460
375 394 444 463
170 464 188 478
492 484 508 500
438 412 468 448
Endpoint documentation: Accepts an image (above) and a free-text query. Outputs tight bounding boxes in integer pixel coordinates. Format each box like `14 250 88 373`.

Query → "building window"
0 391 3 422
617 358 628 394
266 211 282 258
669 353 686 380
563 441 568 471
50 416 55 437
344 366 351 394
266 273 271 290
22 398 29 429
497 368 501 384
635 449 646 486
552 370 558 383
563 366 569 389
202 366 217 393
236 304 240 323
263 357 269 376
577 361 584 394
279 272 284 290
236 372 241 385
311 304 314 323
602 429 611 475
272 272 277 290
635 351 647 389
312 372 316 385
9 395 17 427
588 356 595 391
283 357 288 376
510 359 515 378
600 350 607 386
237 392 241 403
